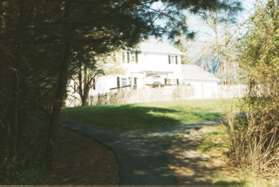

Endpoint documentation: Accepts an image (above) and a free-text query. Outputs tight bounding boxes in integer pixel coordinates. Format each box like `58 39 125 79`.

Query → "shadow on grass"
63 103 233 185
63 104 222 130
167 130 245 186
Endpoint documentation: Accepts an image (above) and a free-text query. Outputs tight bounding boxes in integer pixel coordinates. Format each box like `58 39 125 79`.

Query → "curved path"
64 121 218 185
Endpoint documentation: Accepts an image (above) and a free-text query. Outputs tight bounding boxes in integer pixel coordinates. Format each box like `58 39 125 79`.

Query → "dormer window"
168 55 179 64
122 50 138 64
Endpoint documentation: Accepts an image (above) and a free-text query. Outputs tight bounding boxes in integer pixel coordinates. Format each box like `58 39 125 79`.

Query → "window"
115 76 132 89
130 51 138 63
121 77 128 86
116 77 132 88
165 79 172 85
127 51 130 63
93 78 96 90
168 55 179 64
133 77 138 89
122 50 138 64
177 79 180 85
165 79 179 85
122 51 126 63
117 77 120 88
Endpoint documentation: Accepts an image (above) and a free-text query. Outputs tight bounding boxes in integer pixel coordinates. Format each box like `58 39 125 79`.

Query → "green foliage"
229 0 279 175
0 0 241 183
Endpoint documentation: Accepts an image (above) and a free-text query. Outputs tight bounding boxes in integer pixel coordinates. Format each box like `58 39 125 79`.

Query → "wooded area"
0 0 241 183
1 0 278 184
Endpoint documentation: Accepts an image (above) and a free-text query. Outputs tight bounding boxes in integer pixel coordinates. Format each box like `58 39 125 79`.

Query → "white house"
181 65 220 99
66 39 221 106
92 39 185 94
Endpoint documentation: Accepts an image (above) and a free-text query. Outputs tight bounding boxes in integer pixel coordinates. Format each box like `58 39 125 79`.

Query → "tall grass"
227 99 279 177
227 0 279 178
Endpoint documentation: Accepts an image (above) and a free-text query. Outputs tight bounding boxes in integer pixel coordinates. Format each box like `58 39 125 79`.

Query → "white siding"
182 80 218 99
65 40 226 107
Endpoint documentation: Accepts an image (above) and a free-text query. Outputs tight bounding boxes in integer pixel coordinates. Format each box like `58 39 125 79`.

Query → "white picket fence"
217 84 247 99
66 84 247 107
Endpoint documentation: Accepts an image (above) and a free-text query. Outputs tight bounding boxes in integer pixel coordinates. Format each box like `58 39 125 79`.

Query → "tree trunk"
78 60 83 103
45 1 71 169
80 66 91 106
81 84 90 106
12 68 19 159
46 45 71 169
77 64 92 107
81 95 89 106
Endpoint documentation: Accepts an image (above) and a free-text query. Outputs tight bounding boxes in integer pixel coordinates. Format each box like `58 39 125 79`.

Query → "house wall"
89 51 183 94
141 53 181 74
122 52 182 77
66 46 239 107
182 80 218 99
92 76 117 95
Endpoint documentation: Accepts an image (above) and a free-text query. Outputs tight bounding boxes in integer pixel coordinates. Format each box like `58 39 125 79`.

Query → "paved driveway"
64 121 218 185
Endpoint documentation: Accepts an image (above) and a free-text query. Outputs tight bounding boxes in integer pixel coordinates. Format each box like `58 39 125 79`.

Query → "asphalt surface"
64 121 218 185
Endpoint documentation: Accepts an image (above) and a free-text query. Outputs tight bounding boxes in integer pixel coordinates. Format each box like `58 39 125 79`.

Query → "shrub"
227 0 279 176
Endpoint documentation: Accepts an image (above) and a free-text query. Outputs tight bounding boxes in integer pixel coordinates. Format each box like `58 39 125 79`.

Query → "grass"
197 125 229 153
195 125 279 187
64 99 262 185
194 125 247 186
63 99 279 186
63 99 237 131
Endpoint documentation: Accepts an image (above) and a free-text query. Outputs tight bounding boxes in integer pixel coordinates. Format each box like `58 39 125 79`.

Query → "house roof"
181 65 220 82
137 39 184 55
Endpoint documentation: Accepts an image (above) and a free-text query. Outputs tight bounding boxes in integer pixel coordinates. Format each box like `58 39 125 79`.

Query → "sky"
185 0 260 62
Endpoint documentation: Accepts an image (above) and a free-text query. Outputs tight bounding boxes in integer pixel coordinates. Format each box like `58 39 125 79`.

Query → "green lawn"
63 99 238 131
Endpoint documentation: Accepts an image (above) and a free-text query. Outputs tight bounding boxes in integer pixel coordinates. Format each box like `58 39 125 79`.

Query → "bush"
228 109 279 176
0 113 49 184
227 1 279 176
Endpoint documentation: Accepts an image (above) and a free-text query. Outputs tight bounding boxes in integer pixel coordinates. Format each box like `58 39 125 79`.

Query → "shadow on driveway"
64 120 235 185
63 101 232 185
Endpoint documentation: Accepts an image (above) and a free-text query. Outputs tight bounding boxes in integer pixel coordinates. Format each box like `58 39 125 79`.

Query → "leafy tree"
229 0 279 174
71 48 105 106
194 1 243 84
0 0 242 182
